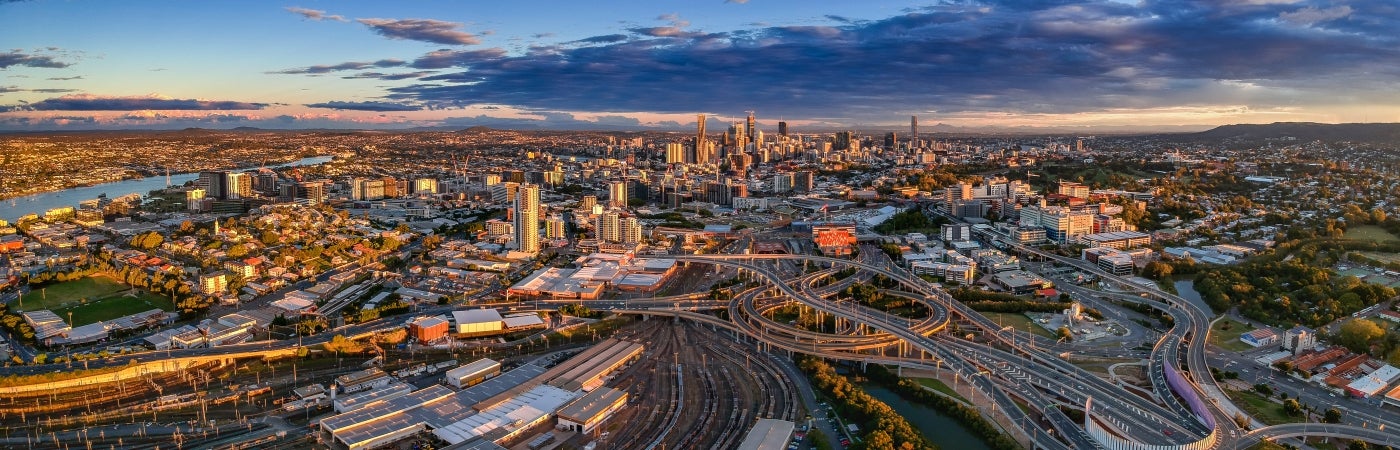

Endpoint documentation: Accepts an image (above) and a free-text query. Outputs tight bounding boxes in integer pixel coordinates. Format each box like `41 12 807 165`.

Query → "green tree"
227 243 249 258
32 353 47 365
1337 319 1385 354
1282 398 1303 417
1324 407 1343 424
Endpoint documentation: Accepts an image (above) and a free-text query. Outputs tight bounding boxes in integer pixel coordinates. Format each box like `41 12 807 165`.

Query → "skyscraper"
514 184 540 253
910 116 918 147
696 113 707 152
834 131 853 151
665 142 685 164
226 172 252 199
198 171 228 200
778 121 788 137
608 181 628 207
745 112 756 145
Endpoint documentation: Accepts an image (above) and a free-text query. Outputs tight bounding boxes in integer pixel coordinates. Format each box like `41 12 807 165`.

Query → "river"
0 155 334 222
1171 275 1214 314
861 382 991 450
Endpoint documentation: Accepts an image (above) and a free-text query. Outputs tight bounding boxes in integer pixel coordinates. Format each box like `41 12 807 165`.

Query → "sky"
1 0 1398 132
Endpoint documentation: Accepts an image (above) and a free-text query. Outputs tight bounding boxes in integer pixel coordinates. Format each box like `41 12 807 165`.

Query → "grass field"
55 292 174 326
12 275 174 327
1355 251 1400 265
1337 263 1400 288
1228 390 1302 426
1344 225 1400 242
979 312 1057 338
914 377 969 403
16 275 129 310
1208 318 1257 352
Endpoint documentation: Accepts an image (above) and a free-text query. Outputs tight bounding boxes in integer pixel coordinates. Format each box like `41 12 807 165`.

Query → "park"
13 274 174 326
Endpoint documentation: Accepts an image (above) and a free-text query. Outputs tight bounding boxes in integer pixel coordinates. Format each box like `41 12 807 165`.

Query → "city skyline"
3 0 1399 132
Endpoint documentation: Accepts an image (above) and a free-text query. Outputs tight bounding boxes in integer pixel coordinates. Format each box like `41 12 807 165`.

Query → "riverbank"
1 155 333 221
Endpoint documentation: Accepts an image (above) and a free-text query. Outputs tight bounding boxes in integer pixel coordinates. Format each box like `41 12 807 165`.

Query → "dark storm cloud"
8 94 267 111
305 100 422 112
357 18 481 45
270 59 406 74
380 0 1400 120
0 50 72 69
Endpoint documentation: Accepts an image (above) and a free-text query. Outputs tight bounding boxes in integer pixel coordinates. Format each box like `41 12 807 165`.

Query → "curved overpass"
1239 423 1398 449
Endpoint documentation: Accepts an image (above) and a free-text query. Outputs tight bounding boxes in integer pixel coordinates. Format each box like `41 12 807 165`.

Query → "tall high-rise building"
186 188 206 212
696 139 716 165
778 121 788 137
745 112 756 146
514 184 540 253
910 116 918 147
226 172 252 199
580 195 597 210
619 215 642 244
608 181 628 207
834 131 853 151
596 210 621 243
254 170 278 194
545 215 567 240
696 113 707 152
198 171 228 200
665 142 686 164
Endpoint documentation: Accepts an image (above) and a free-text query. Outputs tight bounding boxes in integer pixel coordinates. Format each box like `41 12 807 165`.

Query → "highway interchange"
5 209 1400 449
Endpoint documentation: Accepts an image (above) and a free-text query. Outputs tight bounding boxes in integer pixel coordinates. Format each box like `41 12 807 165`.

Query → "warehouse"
502 313 546 331
556 387 628 433
544 339 644 392
335 368 391 394
445 358 502 389
410 316 450 342
321 364 548 450
737 419 795 450
452 309 504 335
334 382 413 413
322 338 644 450
432 384 578 445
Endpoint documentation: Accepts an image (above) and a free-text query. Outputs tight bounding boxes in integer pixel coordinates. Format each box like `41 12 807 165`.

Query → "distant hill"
1183 122 1400 143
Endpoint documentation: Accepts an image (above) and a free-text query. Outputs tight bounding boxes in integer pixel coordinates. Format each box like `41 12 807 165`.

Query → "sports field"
12 275 175 326
1343 225 1400 242
16 275 128 310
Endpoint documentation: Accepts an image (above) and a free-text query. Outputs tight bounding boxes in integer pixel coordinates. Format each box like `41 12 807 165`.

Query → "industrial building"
334 382 414 414
336 368 392 394
508 252 679 298
453 309 505 335
737 419 795 450
410 316 451 342
556 387 628 433
446 358 502 389
321 338 644 449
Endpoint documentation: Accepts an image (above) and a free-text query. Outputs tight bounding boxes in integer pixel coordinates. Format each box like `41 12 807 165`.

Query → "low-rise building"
991 270 1053 295
556 387 628 434
445 358 502 389
1240 328 1278 347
